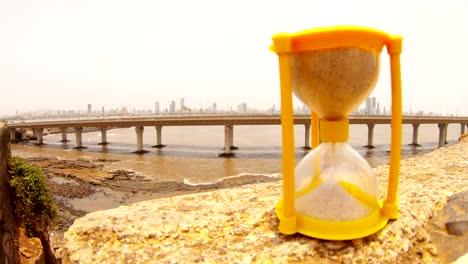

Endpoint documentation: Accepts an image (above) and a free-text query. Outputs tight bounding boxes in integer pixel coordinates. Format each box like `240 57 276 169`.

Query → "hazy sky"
1 0 468 115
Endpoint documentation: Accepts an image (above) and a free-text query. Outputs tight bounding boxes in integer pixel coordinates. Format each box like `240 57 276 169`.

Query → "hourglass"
271 26 402 240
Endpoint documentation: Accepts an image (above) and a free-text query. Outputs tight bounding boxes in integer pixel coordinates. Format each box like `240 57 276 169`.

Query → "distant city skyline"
1 1 468 116
2 95 454 121
2 92 457 117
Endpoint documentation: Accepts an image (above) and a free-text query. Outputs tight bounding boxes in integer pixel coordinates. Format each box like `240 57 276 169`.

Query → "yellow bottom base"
275 200 389 240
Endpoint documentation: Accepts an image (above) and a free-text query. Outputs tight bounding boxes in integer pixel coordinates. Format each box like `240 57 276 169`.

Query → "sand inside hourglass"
294 143 379 221
291 47 380 119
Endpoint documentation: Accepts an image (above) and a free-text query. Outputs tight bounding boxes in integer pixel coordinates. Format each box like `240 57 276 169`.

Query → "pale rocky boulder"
64 140 468 263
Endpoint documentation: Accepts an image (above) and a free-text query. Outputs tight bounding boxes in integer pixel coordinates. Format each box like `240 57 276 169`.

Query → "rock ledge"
64 141 468 263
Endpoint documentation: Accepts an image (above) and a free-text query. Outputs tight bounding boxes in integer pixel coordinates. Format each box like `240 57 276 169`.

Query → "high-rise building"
87 104 92 114
121 106 128 115
155 101 160 114
365 98 372 115
180 98 185 111
212 102 217 113
170 101 176 113
237 103 247 113
371 97 376 115
301 104 309 114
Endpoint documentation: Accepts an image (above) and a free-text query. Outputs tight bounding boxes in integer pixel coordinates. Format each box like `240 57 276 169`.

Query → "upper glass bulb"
291 48 380 120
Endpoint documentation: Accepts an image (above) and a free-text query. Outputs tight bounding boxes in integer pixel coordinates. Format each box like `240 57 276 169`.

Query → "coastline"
20 127 107 139
62 138 468 263
21 156 280 261
12 124 457 184
12 133 467 262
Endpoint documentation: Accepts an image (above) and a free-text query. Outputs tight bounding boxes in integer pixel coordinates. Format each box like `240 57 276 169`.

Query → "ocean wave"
183 172 282 186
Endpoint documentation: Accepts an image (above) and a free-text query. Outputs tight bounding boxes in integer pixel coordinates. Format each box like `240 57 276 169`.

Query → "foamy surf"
183 173 282 186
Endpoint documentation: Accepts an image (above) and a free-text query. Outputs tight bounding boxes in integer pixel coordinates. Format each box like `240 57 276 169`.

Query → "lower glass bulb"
294 142 379 221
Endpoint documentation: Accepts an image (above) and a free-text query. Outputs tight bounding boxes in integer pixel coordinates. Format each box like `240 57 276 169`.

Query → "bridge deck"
5 115 468 129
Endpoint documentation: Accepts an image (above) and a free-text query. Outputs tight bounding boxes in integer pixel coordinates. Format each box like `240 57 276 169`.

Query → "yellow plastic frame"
272 26 402 240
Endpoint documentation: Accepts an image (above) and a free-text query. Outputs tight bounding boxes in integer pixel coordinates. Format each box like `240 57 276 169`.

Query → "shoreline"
20 156 281 261
61 138 468 263
13 134 467 262
19 127 107 140
11 132 452 181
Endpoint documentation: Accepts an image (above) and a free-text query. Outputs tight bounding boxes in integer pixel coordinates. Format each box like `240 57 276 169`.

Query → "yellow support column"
273 33 296 234
382 36 403 219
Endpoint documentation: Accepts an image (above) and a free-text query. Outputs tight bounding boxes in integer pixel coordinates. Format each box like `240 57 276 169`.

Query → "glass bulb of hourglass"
294 142 379 221
291 48 380 120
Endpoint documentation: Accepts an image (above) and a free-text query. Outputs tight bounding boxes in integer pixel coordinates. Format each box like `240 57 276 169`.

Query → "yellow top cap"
271 26 398 54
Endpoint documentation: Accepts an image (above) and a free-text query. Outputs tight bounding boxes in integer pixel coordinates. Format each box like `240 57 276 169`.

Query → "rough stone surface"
64 140 468 264
19 228 44 264
429 190 468 263
446 221 468 236
444 191 468 236
0 123 20 263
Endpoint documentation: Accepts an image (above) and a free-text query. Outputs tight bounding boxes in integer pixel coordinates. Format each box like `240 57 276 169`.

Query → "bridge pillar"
365 123 375 148
36 128 44 145
60 127 69 142
461 123 466 136
20 130 28 140
438 123 448 148
73 127 86 149
31 129 37 140
9 129 16 142
409 123 421 146
152 126 165 148
135 126 146 154
230 125 238 150
219 125 234 157
99 127 109 145
444 124 449 144
302 124 311 150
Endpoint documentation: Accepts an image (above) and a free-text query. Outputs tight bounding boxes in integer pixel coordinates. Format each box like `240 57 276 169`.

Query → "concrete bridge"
6 115 468 156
